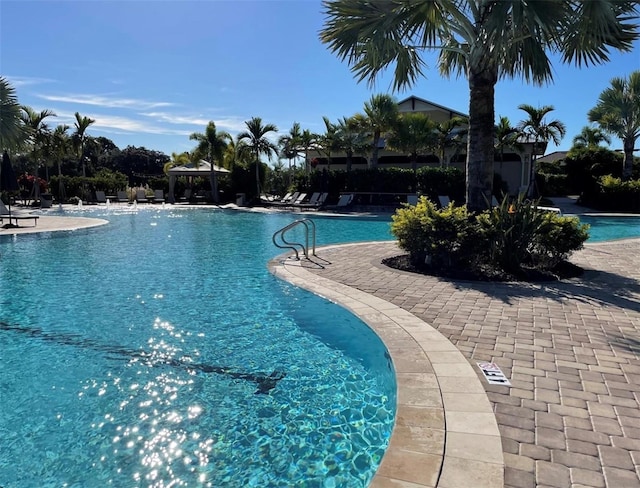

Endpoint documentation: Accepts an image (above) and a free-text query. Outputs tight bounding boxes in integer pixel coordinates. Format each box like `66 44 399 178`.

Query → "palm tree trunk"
371 130 380 168
623 136 634 180
466 66 497 212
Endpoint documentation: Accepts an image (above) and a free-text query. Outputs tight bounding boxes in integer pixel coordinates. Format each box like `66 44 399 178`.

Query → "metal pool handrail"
272 218 316 260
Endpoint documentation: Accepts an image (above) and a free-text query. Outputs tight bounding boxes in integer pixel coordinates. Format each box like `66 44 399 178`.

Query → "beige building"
310 95 537 196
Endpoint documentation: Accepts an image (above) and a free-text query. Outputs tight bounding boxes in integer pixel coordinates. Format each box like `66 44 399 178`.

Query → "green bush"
391 196 480 269
391 194 590 279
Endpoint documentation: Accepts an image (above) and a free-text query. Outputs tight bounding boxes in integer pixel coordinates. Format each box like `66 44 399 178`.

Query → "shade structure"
1 151 20 228
167 160 230 203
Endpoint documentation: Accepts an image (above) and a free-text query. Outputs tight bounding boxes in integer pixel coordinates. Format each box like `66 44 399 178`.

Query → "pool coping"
269 244 504 488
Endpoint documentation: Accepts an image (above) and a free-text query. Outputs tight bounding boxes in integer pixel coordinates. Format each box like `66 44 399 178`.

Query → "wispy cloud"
6 75 57 87
141 111 248 133
52 110 191 137
36 93 174 110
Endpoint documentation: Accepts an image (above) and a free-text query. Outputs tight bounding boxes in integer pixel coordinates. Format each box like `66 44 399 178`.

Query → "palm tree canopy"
0 77 26 151
237 116 279 162
190 121 230 163
321 1 639 91
572 125 612 148
517 104 567 148
386 112 437 157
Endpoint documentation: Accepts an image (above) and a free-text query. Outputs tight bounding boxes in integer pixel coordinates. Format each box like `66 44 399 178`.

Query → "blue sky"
2 0 639 161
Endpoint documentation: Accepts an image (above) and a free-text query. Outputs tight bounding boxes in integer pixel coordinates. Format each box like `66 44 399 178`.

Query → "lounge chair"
438 195 451 208
178 189 192 202
292 192 308 205
407 194 419 205
0 200 39 227
116 191 129 203
135 189 149 203
295 192 328 209
152 189 165 203
326 193 353 209
270 191 300 207
95 190 107 204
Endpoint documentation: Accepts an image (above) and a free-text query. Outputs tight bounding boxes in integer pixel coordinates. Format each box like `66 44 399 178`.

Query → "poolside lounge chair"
116 191 129 203
292 193 307 204
438 195 451 208
327 193 353 209
0 199 39 227
178 189 192 202
407 194 419 205
95 190 107 204
295 192 328 209
135 189 149 203
270 191 300 207
152 189 165 203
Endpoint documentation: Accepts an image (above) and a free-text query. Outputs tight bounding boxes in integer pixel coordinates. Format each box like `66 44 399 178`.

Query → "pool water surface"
0 208 395 487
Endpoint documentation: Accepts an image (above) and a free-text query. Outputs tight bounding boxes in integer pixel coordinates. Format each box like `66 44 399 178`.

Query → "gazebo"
167 160 230 203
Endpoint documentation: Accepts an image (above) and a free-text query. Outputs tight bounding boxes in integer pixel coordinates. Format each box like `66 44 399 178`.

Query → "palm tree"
317 117 339 170
237 117 278 198
572 126 613 149
0 77 26 152
334 116 368 172
363 93 399 168
190 121 230 203
385 112 437 172
49 124 71 201
517 104 567 197
494 116 522 162
21 106 56 198
320 1 638 211
73 112 95 200
434 116 468 166
299 129 317 174
588 70 640 179
278 122 302 183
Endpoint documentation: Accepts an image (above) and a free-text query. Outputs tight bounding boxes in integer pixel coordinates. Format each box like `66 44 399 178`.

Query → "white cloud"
6 75 57 87
52 110 190 137
36 93 174 110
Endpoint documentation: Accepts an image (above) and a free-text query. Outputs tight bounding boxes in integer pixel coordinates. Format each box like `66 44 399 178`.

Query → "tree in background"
386 112 437 172
589 70 640 180
278 122 302 185
572 126 612 149
237 117 278 199
434 116 468 167
21 106 56 197
320 1 639 211
363 93 399 168
333 116 368 172
190 121 230 203
517 104 566 197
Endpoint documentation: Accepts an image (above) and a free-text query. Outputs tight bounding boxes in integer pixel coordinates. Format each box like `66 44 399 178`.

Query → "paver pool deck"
4 206 639 487
271 236 640 488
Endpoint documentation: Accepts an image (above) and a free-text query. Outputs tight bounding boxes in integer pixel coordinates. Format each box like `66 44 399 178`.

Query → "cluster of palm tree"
1 76 98 201
320 0 639 211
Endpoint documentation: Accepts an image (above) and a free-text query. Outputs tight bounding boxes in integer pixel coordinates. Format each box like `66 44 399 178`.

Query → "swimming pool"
0 208 395 487
576 215 640 242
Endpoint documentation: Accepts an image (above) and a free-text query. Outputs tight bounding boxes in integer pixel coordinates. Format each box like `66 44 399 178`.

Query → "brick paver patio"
297 238 640 488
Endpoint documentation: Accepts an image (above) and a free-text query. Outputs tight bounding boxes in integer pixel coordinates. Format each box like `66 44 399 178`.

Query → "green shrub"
391 194 590 279
391 196 480 269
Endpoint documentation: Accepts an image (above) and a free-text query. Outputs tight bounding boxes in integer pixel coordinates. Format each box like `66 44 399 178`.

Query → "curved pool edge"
0 214 108 235
268 244 504 488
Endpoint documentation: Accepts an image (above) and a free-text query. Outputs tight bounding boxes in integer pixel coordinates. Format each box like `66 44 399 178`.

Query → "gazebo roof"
167 160 229 176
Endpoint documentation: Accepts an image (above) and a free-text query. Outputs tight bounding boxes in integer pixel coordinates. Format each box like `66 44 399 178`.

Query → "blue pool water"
0 207 395 487
576 215 640 242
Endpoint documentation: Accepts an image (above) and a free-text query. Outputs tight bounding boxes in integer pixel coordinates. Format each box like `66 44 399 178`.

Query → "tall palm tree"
572 126 613 149
299 129 317 174
278 122 302 183
363 93 399 168
385 112 437 172
588 70 640 179
318 117 338 169
21 106 56 197
334 116 368 172
49 124 71 201
223 136 250 171
517 104 567 197
0 77 26 152
73 112 95 200
190 121 230 203
237 117 278 198
320 1 639 211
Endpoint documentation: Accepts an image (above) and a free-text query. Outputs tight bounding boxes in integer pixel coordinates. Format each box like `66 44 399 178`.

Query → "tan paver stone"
603 466 640 487
437 457 503 488
570 467 606 487
598 446 635 470
536 460 571 487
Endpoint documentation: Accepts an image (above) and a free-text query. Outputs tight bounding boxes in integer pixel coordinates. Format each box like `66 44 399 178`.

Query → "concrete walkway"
272 236 640 488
